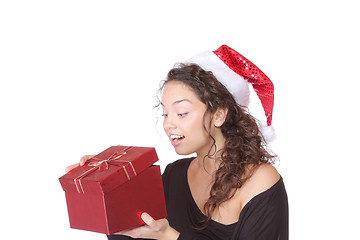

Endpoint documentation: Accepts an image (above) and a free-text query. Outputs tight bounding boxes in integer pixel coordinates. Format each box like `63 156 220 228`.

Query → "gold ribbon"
73 146 136 194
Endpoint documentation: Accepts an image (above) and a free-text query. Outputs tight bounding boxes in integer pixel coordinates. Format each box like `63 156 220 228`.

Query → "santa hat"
186 44 276 142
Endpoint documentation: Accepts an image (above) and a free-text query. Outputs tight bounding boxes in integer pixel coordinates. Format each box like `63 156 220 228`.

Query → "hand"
64 154 95 172
117 212 179 240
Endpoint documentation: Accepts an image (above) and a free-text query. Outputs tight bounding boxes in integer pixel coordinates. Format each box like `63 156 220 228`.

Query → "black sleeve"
107 235 134 240
177 232 198 240
233 178 289 240
107 233 151 240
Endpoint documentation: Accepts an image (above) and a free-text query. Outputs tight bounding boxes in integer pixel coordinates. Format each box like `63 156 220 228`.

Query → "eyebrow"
161 99 192 106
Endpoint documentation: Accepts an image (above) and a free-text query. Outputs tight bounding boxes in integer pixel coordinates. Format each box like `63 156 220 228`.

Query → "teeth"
170 135 184 140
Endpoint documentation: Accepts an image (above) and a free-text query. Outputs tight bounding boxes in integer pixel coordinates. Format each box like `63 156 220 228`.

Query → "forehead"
161 81 198 105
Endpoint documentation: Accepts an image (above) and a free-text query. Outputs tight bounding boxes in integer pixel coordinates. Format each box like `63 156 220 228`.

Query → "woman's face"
161 81 214 156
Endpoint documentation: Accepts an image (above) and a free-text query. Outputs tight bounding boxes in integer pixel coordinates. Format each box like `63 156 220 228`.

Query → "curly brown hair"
158 63 277 227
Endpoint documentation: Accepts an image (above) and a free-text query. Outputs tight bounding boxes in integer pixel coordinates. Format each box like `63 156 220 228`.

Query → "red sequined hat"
186 44 275 141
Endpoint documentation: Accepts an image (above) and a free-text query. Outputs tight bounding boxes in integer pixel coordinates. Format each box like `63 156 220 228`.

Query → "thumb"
141 212 160 230
141 212 154 225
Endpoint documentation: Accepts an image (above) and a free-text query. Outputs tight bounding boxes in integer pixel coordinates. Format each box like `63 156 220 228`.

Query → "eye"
162 113 168 118
178 113 188 118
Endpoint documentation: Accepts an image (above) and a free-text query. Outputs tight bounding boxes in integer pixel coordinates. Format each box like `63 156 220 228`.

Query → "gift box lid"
59 145 159 195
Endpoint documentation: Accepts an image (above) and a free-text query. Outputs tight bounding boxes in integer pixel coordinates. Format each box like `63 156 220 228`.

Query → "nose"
163 115 177 132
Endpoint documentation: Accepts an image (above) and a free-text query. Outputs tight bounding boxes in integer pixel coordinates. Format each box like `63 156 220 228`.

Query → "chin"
173 146 195 156
174 149 192 156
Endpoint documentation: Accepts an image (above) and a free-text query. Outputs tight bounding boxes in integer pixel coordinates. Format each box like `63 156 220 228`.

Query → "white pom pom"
260 125 276 142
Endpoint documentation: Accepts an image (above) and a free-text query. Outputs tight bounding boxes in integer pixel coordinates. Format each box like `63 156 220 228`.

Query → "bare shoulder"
215 163 280 224
219 163 280 223
246 163 280 194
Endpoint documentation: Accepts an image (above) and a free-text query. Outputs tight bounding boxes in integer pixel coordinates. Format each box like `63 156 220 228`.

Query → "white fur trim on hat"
260 124 276 142
186 51 250 107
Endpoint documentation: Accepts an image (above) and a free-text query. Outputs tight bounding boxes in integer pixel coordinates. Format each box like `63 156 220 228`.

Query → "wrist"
160 226 179 240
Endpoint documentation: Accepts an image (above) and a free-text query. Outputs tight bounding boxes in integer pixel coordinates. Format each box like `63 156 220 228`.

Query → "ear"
213 108 228 128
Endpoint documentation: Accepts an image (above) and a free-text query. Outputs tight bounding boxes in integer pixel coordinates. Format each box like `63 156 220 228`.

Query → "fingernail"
141 212 150 221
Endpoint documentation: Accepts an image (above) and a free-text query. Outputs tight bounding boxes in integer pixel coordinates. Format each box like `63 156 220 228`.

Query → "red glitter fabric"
213 45 274 126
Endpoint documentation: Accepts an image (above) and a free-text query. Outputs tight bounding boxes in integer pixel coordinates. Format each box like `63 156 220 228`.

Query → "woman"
66 45 288 239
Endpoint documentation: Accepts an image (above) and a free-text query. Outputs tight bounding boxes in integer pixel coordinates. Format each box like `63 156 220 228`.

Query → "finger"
65 163 79 173
116 229 132 236
80 155 95 166
79 156 88 166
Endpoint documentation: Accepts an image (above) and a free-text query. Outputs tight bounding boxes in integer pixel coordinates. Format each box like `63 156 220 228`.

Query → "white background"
1 0 359 239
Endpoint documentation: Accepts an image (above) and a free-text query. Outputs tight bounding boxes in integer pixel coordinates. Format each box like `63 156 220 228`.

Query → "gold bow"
74 146 136 194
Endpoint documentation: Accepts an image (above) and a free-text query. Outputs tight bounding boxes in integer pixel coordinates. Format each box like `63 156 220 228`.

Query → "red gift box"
59 146 167 234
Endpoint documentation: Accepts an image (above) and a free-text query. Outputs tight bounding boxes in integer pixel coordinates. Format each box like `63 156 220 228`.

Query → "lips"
169 134 185 146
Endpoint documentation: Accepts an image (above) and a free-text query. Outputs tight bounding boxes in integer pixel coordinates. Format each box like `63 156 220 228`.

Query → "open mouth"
170 134 185 142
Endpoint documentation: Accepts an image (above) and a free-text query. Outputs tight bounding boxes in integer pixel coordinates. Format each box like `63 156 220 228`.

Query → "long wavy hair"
157 63 277 227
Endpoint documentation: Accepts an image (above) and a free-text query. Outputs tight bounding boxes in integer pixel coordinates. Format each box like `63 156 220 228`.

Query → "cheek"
183 116 207 137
